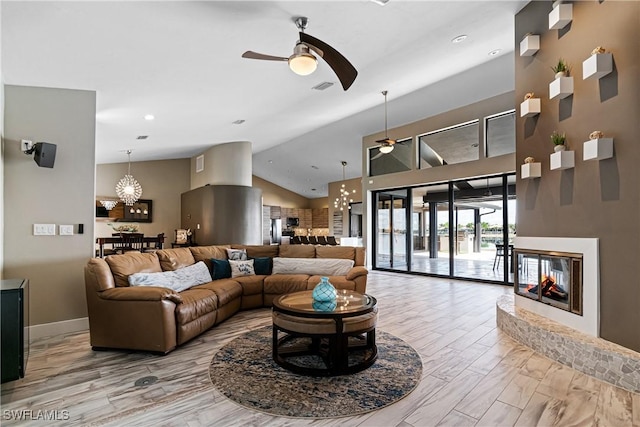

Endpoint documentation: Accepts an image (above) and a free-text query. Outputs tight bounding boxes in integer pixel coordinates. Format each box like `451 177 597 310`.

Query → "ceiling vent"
312 81 334 91
232 119 245 125
136 135 148 140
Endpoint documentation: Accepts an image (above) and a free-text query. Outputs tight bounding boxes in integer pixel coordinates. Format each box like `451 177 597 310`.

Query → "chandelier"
115 150 142 206
334 161 356 211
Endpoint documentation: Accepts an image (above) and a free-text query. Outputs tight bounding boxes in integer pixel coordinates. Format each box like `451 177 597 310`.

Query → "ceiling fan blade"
242 51 288 62
375 138 396 145
299 32 357 91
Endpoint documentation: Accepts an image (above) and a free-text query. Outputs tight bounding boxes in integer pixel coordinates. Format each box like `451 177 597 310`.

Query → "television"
286 217 299 227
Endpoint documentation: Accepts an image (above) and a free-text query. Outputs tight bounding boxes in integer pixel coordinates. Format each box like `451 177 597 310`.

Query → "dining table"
95 235 165 258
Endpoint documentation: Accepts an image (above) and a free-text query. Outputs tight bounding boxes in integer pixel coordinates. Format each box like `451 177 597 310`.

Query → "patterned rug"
209 326 422 418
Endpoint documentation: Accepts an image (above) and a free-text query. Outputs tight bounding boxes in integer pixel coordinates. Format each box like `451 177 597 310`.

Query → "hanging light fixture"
483 177 493 197
115 149 143 206
334 161 356 211
376 90 396 154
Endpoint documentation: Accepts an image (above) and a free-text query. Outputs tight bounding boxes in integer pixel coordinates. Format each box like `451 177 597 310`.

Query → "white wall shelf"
549 76 574 99
549 3 573 30
521 162 542 179
520 34 540 56
583 53 613 80
583 138 614 161
550 150 575 170
520 98 541 117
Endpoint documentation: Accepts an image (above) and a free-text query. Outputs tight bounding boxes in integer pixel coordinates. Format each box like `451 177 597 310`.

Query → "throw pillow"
128 261 212 292
211 258 231 280
226 248 248 261
229 259 255 278
252 257 272 275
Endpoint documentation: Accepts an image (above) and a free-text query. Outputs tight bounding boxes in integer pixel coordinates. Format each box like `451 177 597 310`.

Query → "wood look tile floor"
2 271 639 426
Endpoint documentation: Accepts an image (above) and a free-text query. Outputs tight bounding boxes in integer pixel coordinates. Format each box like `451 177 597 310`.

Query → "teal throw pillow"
211 258 231 280
252 257 272 275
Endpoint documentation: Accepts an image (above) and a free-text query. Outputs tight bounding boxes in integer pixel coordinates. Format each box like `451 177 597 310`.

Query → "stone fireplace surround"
497 237 640 393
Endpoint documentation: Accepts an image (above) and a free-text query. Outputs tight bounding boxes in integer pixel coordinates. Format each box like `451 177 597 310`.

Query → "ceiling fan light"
380 145 394 154
289 53 317 76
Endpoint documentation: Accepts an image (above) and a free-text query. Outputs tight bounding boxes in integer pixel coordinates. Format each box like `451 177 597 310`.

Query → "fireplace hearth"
514 249 582 315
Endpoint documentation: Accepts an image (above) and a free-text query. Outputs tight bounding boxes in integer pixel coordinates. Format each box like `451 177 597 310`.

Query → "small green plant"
550 131 566 146
551 58 570 76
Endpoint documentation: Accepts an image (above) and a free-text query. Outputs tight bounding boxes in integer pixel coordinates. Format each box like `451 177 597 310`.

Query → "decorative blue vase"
312 276 337 303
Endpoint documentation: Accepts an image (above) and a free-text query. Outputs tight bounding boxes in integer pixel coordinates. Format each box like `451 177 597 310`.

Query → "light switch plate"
34 224 56 236
59 225 74 235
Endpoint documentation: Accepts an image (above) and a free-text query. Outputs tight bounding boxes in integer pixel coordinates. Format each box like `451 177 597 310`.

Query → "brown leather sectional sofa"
84 244 367 354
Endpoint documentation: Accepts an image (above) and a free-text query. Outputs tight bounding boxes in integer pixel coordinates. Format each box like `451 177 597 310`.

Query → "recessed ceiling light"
488 49 502 56
232 119 245 125
136 135 148 140
370 0 390 5
311 165 319 170
451 35 467 44
268 160 273 164
144 114 155 121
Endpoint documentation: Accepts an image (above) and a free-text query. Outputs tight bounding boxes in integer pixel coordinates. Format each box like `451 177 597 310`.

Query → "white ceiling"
2 0 527 198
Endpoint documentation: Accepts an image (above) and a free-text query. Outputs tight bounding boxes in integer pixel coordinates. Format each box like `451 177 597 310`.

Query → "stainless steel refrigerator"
270 219 282 244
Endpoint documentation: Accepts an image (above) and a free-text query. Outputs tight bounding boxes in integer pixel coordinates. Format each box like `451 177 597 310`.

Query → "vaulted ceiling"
2 1 528 197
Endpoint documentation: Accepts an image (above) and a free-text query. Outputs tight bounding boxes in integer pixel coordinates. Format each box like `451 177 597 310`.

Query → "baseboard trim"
29 317 89 340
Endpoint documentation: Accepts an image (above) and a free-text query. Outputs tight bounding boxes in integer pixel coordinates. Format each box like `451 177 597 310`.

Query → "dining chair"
308 236 318 245
299 236 310 245
493 242 505 270
291 236 302 245
117 232 144 254
327 236 338 246
316 236 328 245
143 233 164 253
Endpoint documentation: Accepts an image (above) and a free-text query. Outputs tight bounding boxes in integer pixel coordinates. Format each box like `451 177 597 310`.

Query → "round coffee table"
272 289 377 376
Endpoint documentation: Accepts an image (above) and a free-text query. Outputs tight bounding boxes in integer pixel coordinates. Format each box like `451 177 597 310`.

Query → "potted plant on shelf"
551 58 570 78
551 131 567 152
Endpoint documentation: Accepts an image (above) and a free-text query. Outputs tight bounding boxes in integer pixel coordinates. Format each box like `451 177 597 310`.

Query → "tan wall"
252 175 311 208
3 85 96 326
308 197 328 209
515 1 640 351
190 141 252 189
96 159 190 240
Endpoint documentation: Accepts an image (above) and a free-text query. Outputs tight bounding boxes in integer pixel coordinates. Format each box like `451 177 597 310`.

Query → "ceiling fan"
241 17 358 91
371 90 408 159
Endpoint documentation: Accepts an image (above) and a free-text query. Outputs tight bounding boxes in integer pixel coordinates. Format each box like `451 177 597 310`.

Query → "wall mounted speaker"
32 142 57 168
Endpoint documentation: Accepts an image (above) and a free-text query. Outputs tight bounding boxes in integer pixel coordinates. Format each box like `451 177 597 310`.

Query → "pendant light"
334 161 356 211
377 90 396 154
115 150 143 206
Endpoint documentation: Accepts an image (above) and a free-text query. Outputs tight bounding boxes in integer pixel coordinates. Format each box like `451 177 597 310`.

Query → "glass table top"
274 290 374 314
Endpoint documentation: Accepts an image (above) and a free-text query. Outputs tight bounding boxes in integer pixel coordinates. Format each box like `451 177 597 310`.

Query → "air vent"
232 119 245 125
311 165 319 170
371 0 390 5
312 81 334 91
136 135 148 140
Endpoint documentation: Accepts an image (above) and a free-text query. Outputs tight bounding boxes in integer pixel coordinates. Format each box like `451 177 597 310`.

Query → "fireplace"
514 249 583 316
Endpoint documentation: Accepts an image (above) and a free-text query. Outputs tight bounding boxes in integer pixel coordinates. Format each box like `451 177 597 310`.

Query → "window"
485 110 515 157
369 137 412 177
419 120 479 169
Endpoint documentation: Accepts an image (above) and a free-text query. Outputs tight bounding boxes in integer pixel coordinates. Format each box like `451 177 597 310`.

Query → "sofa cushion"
194 279 242 306
226 248 248 261
315 246 355 261
156 248 196 271
229 259 255 278
264 274 309 295
272 257 354 276
190 245 231 269
279 245 315 258
252 257 272 275
128 261 213 293
307 275 357 291
106 252 162 287
211 259 231 280
174 288 218 325
233 275 266 296
232 244 279 259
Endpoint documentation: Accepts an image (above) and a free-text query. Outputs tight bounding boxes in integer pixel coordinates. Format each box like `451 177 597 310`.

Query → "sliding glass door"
373 173 516 284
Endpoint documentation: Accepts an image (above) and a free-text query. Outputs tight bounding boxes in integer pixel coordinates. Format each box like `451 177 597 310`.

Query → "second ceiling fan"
242 17 358 91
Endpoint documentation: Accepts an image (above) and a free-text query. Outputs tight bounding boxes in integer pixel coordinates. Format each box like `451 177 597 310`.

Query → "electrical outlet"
21 139 33 152
59 225 74 236
33 224 56 236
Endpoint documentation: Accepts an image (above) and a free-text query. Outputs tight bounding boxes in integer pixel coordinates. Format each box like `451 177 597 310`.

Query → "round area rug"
209 326 422 418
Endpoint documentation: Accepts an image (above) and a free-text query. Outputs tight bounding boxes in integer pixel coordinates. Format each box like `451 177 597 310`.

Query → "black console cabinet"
1 279 29 383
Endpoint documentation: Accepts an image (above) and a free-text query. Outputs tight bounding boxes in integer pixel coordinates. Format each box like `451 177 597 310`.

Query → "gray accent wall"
3 85 96 326
515 2 640 352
